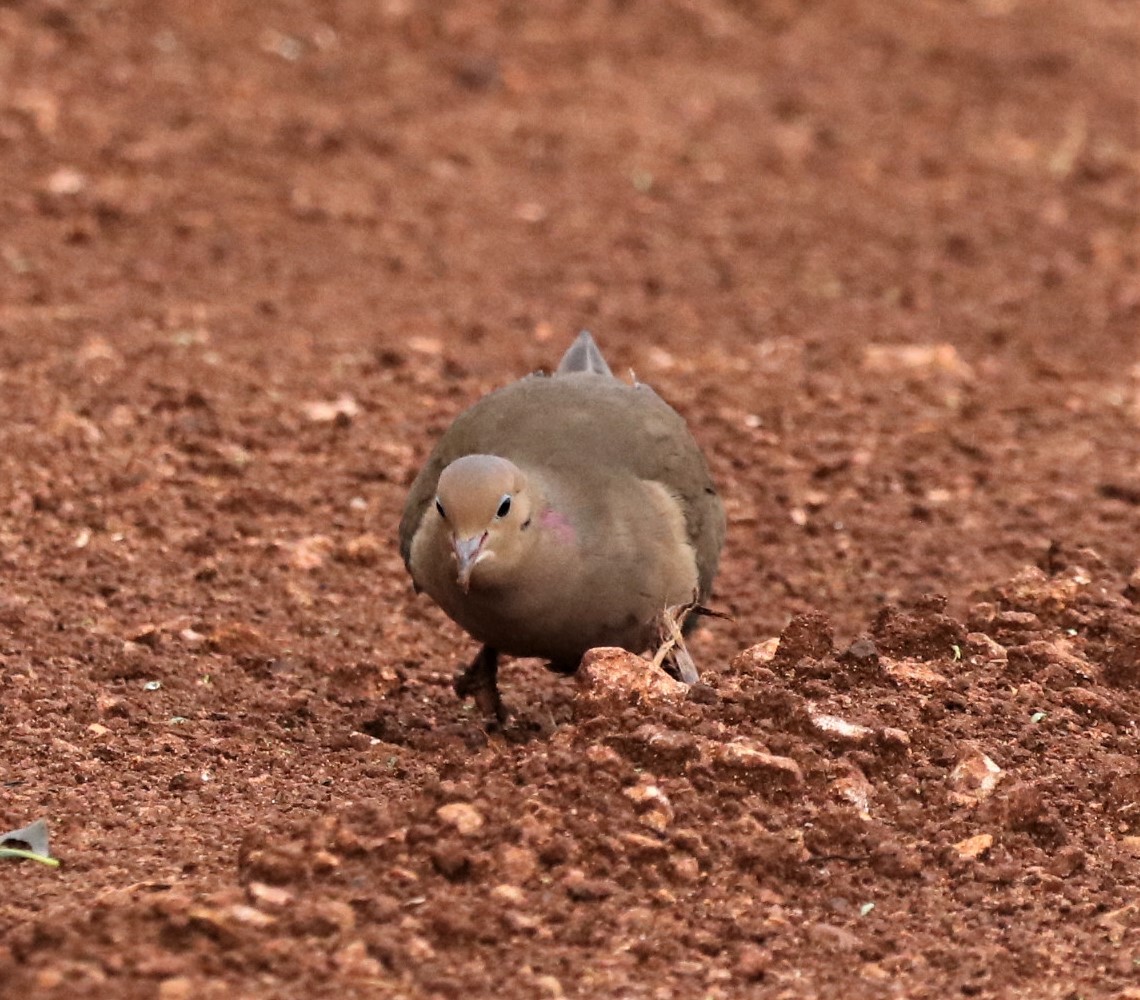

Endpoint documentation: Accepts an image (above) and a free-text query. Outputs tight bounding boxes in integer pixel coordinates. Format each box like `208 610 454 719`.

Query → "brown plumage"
399 331 726 719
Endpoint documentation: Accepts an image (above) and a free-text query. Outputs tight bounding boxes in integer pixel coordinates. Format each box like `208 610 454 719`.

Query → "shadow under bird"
398 331 726 721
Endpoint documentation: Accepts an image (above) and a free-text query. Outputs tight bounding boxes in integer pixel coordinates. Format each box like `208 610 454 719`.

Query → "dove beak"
452 533 488 592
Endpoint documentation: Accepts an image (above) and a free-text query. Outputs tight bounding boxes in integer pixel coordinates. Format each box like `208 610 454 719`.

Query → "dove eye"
495 495 512 519
434 497 446 519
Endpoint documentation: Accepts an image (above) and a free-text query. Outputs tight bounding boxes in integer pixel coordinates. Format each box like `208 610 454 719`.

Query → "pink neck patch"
539 507 576 545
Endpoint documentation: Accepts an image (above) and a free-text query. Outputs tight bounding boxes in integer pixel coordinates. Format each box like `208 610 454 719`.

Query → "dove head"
434 454 535 592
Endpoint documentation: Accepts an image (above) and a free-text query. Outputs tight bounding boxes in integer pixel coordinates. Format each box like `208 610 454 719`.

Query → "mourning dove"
399 331 726 720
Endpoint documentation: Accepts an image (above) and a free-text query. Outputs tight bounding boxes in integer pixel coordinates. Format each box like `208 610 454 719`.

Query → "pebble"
953 833 994 860
436 802 485 836
949 752 1003 803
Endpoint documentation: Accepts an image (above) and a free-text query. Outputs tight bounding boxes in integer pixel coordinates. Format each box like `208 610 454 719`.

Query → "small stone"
624 778 675 832
312 850 340 873
436 802 485 836
735 943 769 981
535 974 564 998
965 632 1008 665
499 845 538 884
880 727 911 749
339 534 384 566
621 724 700 766
993 610 1041 631
861 342 972 379
840 637 880 665
562 869 617 901
1098 903 1139 946
882 657 948 687
157 978 195 1000
430 842 471 880
1120 836 1140 857
670 855 701 884
949 752 1003 804
733 638 780 669
810 711 875 746
301 395 360 423
621 832 669 861
334 939 383 979
129 623 162 648
226 904 276 929
953 833 994 860
206 623 273 658
248 882 294 910
806 922 864 951
1047 845 1085 878
289 534 334 570
709 741 804 786
490 884 526 905
831 770 875 818
46 166 87 196
583 744 626 771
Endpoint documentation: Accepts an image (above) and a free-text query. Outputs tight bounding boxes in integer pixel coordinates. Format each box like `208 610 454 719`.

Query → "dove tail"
555 330 613 377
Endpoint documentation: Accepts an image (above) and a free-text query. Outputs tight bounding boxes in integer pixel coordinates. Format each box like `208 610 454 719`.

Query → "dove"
399 331 726 721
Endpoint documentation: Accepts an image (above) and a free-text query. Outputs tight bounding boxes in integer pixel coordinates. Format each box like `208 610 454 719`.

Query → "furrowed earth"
1 1 1139 997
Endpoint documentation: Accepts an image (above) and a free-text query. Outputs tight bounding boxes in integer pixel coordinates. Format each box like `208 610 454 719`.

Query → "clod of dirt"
708 741 804 789
575 647 687 708
873 595 968 661
206 623 275 659
989 782 1069 849
771 611 834 669
983 565 1095 620
1104 631 1140 688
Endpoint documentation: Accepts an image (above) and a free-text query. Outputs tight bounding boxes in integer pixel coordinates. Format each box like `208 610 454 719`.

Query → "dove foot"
454 645 507 723
651 603 701 685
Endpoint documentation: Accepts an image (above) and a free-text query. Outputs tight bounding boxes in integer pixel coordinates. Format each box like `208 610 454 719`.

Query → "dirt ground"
1 0 1139 996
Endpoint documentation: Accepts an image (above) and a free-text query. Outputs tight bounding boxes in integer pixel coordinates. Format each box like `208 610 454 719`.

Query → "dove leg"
453 645 506 722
